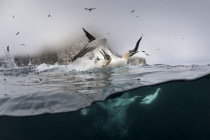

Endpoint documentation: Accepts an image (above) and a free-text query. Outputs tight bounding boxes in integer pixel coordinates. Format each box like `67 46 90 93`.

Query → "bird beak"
100 49 110 60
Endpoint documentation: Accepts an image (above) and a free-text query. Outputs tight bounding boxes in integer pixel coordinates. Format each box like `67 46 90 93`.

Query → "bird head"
100 49 112 66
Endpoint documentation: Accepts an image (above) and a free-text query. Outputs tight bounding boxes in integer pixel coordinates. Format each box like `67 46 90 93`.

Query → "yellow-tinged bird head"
100 49 112 67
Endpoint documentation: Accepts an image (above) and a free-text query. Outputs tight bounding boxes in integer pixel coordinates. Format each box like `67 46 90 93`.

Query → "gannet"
98 49 111 67
72 36 112 67
84 8 96 12
72 28 143 65
140 88 161 105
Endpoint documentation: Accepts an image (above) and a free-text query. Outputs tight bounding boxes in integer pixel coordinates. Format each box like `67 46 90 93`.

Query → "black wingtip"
133 34 143 52
82 27 96 42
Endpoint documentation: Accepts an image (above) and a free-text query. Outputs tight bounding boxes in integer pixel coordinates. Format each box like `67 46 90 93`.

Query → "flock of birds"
7 8 151 67
72 28 143 67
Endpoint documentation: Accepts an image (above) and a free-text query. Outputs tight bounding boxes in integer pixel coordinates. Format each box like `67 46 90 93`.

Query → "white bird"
72 28 143 65
140 88 161 105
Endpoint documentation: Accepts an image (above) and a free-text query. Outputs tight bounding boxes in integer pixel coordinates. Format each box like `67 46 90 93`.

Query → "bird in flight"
16 32 19 35
84 8 96 12
21 44 25 46
142 51 149 56
48 13 52 18
131 10 135 13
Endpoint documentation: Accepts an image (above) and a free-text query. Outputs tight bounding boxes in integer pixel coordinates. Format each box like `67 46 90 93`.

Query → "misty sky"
0 0 210 65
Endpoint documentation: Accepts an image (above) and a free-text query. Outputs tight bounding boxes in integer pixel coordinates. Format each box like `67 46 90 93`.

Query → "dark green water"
0 75 210 140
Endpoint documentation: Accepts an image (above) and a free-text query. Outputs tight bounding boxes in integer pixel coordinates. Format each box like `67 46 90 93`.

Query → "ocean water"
0 54 210 139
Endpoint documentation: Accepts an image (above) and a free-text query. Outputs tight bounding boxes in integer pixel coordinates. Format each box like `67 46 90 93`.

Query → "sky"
0 0 210 65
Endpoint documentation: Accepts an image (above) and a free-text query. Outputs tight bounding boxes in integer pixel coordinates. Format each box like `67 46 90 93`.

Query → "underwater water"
1 52 210 139
0 74 210 140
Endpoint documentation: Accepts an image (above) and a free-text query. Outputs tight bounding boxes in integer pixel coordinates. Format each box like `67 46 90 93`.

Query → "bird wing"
72 38 107 62
82 28 96 42
130 35 143 53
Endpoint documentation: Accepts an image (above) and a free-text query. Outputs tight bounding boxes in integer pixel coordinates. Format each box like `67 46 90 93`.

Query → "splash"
3 50 17 68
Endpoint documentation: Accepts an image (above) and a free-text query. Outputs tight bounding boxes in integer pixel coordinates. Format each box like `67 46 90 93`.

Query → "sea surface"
0 62 210 139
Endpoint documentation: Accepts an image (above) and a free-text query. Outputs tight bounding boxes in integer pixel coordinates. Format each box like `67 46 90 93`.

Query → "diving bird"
84 8 96 12
72 28 143 65
140 88 161 104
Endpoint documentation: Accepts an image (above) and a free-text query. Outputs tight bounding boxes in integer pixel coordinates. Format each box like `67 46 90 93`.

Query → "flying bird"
48 13 52 18
72 28 143 65
131 10 135 13
16 32 19 35
21 44 25 46
84 8 96 12
142 51 149 56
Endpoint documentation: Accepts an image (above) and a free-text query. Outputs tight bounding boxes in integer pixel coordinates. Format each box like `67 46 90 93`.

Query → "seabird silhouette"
84 8 96 12
131 10 135 13
21 44 25 46
48 13 52 18
7 46 9 52
16 32 19 35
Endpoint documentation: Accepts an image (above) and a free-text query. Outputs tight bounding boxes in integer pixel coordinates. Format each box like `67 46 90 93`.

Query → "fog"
0 0 210 65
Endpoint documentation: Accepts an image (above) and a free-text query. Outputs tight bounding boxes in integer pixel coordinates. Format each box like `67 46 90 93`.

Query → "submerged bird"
140 88 161 104
84 8 96 12
72 28 143 65
16 32 19 35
